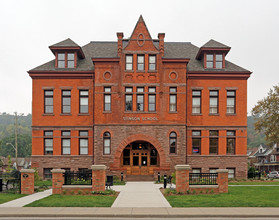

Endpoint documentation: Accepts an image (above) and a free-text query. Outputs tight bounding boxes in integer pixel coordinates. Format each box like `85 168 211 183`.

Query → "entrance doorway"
122 141 159 175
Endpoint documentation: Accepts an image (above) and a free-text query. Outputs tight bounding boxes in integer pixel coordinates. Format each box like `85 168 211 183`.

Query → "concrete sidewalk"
1 207 279 218
112 182 171 207
0 189 52 207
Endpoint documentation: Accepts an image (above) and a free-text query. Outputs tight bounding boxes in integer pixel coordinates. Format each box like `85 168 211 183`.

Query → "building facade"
28 16 251 179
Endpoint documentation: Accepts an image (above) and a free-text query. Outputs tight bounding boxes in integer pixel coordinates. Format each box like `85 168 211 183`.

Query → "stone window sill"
60 113 72 116
42 113 54 116
226 113 237 116
209 113 219 116
103 111 112 114
192 113 202 116
78 113 90 116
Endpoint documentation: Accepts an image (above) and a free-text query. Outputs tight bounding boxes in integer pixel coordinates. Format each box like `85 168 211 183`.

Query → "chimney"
117 32 124 56
158 33 165 55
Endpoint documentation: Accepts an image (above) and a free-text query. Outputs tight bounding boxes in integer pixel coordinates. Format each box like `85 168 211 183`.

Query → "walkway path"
0 189 52 207
112 182 171 207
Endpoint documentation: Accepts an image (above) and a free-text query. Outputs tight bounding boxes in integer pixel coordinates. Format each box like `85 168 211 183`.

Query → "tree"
252 84 279 145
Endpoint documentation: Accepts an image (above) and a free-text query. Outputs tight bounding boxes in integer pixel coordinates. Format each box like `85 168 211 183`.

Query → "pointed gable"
124 15 158 52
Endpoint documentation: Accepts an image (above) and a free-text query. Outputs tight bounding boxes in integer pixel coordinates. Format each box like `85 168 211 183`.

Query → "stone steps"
126 175 154 182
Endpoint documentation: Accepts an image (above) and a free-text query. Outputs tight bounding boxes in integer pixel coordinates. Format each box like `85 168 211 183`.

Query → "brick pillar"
92 165 106 192
21 169 35 194
51 169 65 194
175 165 191 193
217 169 229 193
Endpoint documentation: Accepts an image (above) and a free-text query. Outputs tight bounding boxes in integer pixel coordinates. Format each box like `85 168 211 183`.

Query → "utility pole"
14 112 18 170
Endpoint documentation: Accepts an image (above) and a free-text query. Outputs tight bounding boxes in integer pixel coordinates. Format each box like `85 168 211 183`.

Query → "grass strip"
25 194 117 207
0 194 26 204
166 186 279 207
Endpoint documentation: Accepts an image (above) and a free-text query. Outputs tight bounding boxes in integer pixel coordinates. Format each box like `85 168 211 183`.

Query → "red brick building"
28 16 251 179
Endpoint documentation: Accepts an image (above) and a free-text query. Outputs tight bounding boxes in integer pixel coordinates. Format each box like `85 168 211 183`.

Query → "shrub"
77 190 83 195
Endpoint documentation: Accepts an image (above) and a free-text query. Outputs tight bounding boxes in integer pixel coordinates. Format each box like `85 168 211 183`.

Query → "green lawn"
229 181 279 185
25 194 117 207
166 186 279 207
34 180 52 187
0 194 26 204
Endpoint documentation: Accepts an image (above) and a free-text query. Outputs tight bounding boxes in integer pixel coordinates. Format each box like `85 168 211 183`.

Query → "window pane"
62 131 70 136
80 147 88 155
104 139 110 147
216 54 222 61
45 106 53 113
149 64 155 70
68 53 74 60
104 87 111 92
58 61 65 68
149 55 155 63
68 61 74 68
45 139 53 146
105 95 111 103
45 97 53 105
137 87 144 92
45 91 53 96
210 91 218 96
148 88 156 93
80 139 88 146
170 88 177 93
149 104 155 111
104 147 110 154
125 87 133 92
62 91 71 96
206 54 213 61
80 97 88 105
227 131 235 136
44 131 53 136
63 97 71 105
62 139 70 147
207 62 213 68
192 91 201 96
63 106 71 113
170 95 176 104
58 53 65 60
138 55 144 63
138 64 144 70
227 98 235 106
227 91 235 96
79 131 88 136
149 95 155 102
80 91 88 96
210 131 218 136
192 131 201 136
126 55 133 63
216 61 222 68
80 105 88 113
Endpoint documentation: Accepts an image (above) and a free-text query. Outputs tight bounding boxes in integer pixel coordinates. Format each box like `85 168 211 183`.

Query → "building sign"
123 117 158 121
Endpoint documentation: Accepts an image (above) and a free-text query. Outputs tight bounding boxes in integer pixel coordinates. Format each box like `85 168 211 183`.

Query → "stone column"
51 169 65 194
92 165 106 192
21 169 35 194
175 164 191 193
217 169 229 193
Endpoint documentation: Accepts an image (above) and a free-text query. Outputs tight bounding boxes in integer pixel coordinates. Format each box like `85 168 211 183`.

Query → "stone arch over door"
111 134 169 169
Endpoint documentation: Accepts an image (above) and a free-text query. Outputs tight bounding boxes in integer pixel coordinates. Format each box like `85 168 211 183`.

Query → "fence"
189 173 218 185
63 170 92 185
0 170 21 193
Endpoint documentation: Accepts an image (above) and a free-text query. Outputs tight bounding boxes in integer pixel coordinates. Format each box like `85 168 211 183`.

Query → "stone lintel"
216 169 229 173
20 169 35 173
51 169 65 173
175 164 191 171
91 165 107 170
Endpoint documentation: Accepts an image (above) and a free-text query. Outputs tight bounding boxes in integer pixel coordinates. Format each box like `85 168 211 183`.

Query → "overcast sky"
0 0 278 115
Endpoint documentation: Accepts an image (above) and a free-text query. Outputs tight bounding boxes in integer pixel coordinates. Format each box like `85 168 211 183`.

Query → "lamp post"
6 143 17 170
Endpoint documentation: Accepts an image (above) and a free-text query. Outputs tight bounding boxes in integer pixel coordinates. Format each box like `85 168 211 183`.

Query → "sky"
0 0 278 115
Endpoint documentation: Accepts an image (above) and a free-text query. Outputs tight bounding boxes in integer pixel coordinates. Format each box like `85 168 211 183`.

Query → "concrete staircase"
126 175 154 182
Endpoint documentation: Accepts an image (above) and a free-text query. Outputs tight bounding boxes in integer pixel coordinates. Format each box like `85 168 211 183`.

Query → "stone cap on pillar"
216 169 229 173
51 169 65 173
20 169 35 173
91 165 107 170
175 164 191 171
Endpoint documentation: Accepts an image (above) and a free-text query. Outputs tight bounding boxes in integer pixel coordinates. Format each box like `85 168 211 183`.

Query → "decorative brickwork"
51 169 65 194
21 169 35 194
91 165 106 192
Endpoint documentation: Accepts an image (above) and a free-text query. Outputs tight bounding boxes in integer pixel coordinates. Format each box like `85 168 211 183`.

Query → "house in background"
0 157 31 172
253 144 279 172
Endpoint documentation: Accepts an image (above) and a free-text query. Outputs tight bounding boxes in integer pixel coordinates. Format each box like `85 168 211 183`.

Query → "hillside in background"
0 113 266 157
0 113 32 157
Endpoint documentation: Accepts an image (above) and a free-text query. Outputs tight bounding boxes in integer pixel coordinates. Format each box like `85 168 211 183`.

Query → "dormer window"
205 53 223 69
58 53 65 68
57 52 76 68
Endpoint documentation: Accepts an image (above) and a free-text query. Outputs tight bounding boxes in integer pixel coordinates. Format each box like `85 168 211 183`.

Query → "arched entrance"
121 141 159 175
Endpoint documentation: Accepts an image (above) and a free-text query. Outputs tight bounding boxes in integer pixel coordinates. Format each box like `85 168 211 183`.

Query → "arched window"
169 132 177 154
103 132 111 155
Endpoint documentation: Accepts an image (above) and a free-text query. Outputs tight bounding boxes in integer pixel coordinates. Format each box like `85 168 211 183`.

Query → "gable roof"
201 39 230 48
50 38 80 48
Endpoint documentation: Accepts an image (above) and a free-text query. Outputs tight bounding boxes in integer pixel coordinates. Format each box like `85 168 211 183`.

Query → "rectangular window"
169 87 177 112
192 130 201 154
148 87 156 112
209 168 218 174
125 87 133 111
227 130 236 154
227 90 236 114
227 168 235 179
149 55 156 71
104 87 111 111
44 90 53 114
79 131 88 155
44 131 53 155
62 131 71 155
62 90 71 113
206 54 213 68
43 168 52 179
126 54 133 70
67 53 75 68
136 87 144 111
209 90 218 114
216 54 223 69
137 55 144 71
209 130 218 154
58 53 65 68
79 90 89 113
192 90 201 114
